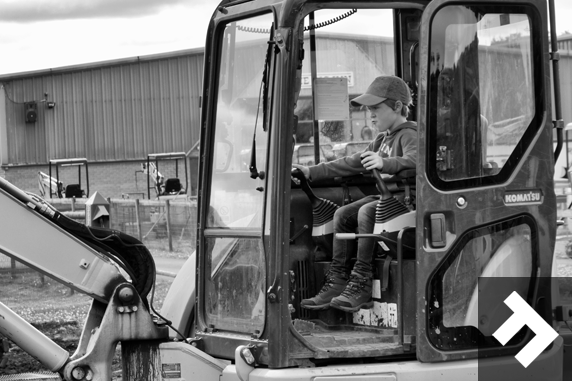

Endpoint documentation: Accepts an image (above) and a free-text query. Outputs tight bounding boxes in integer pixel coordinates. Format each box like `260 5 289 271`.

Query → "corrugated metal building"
0 48 204 198
558 36 572 127
558 34 572 54
0 48 203 165
560 51 572 124
1 34 572 197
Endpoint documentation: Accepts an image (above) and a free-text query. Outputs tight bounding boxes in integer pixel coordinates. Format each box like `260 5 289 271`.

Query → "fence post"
166 200 173 252
10 259 16 279
71 198 78 295
107 198 112 230
135 199 142 241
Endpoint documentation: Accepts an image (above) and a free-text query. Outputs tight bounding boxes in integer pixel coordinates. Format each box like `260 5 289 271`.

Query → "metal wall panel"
0 50 204 165
2 35 572 166
559 35 572 54
556 37 572 127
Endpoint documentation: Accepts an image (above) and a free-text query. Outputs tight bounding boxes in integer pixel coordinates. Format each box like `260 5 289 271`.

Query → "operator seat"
65 184 84 198
372 169 416 259
164 178 182 194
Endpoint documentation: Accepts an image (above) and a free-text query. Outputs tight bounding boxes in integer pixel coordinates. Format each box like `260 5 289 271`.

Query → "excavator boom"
0 177 127 301
0 176 161 378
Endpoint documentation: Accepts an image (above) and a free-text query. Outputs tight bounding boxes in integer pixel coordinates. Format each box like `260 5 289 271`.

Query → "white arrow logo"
492 291 558 368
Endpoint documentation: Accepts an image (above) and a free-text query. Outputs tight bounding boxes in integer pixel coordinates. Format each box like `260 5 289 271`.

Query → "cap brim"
350 94 386 107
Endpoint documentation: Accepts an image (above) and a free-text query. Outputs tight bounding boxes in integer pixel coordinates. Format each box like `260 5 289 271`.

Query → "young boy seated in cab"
292 75 417 312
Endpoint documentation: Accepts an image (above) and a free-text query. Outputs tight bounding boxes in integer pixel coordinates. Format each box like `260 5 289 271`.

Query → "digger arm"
0 177 127 301
38 171 63 198
0 177 167 380
141 162 165 196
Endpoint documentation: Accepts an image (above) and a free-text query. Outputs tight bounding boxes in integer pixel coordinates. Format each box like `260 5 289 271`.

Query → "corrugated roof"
0 47 204 81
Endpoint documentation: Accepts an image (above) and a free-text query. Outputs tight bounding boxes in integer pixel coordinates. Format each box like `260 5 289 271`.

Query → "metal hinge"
550 51 561 61
554 119 565 129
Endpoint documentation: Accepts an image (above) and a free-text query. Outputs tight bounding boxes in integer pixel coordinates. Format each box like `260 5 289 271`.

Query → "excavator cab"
191 0 566 377
0 0 569 380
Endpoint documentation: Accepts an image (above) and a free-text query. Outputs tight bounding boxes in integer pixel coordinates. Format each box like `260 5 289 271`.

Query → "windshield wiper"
249 25 275 180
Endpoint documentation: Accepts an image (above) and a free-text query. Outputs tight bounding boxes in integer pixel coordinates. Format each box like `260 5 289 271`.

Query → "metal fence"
0 197 198 273
109 198 197 251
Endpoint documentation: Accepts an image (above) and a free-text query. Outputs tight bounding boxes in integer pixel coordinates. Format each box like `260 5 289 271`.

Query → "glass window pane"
203 13 271 335
430 7 534 181
428 218 535 350
208 13 273 228
442 225 532 328
205 237 265 333
293 9 395 164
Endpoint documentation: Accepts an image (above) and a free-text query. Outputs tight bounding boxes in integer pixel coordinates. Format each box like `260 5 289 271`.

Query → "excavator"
139 153 188 200
0 0 571 380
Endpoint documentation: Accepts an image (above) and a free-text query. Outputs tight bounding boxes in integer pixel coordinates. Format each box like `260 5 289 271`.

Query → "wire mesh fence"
0 197 197 274
109 198 197 250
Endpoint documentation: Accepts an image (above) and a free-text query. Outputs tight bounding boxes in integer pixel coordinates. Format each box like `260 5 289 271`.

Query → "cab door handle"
430 213 446 248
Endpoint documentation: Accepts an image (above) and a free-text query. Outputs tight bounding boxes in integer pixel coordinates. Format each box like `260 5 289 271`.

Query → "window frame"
425 4 545 191
427 214 539 354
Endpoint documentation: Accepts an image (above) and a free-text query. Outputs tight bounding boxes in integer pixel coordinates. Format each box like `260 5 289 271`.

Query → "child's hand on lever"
360 151 384 171
291 164 310 185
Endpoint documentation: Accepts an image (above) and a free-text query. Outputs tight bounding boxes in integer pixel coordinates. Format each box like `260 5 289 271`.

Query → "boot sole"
301 303 330 310
330 300 374 313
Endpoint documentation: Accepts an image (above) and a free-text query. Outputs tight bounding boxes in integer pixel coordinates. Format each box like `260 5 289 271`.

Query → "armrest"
380 169 416 185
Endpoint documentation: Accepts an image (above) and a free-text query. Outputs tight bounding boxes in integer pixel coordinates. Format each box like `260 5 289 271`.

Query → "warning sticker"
162 363 181 379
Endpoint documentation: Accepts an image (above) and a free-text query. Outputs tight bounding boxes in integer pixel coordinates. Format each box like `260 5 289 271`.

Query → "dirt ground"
0 275 174 377
0 240 188 377
1 236 572 377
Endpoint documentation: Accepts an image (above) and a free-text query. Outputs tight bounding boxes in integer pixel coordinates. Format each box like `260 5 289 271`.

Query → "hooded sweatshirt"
308 121 417 181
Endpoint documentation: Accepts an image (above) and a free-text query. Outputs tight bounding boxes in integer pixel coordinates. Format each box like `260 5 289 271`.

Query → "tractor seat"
65 184 84 198
164 178 182 193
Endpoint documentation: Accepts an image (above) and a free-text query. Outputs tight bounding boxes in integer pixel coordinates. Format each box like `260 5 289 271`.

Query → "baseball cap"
350 76 412 107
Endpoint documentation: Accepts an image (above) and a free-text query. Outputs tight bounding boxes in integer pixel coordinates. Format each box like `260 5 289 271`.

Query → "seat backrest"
164 178 182 193
65 184 83 198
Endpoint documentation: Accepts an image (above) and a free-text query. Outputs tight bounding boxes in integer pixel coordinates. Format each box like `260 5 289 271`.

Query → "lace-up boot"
300 271 348 310
330 271 373 312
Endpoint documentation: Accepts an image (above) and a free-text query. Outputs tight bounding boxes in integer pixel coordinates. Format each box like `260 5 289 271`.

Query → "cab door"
416 0 557 365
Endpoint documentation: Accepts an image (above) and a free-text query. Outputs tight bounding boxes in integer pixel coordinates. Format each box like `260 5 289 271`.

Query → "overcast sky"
0 0 570 76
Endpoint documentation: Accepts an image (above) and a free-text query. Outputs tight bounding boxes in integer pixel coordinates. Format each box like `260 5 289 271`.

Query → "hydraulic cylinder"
0 301 69 371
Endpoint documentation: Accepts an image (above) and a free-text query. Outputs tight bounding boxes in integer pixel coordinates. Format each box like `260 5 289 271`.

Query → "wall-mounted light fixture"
43 92 55 109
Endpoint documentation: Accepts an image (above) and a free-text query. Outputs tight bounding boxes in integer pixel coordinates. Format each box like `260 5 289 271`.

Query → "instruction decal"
162 363 181 378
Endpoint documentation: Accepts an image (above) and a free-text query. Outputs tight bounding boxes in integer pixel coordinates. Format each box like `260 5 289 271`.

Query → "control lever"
291 168 322 208
371 169 409 224
291 168 338 256
371 168 393 200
